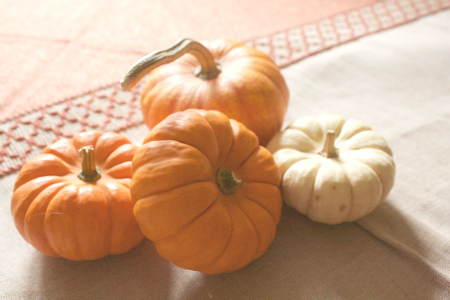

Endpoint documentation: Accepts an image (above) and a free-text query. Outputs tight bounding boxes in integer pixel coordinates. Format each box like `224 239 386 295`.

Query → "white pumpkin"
267 114 395 224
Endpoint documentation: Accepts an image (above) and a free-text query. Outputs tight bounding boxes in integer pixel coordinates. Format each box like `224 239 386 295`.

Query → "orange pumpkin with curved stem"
121 38 289 146
131 109 283 274
11 131 144 260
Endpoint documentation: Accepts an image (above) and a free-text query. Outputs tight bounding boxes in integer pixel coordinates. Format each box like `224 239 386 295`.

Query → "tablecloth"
1 1 449 299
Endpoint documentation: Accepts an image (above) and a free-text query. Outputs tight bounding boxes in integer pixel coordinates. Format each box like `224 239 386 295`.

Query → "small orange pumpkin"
11 131 144 260
131 109 282 274
121 38 290 146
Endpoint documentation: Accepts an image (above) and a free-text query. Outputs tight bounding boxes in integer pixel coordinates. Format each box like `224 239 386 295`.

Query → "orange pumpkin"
11 131 144 260
131 109 282 274
121 38 289 146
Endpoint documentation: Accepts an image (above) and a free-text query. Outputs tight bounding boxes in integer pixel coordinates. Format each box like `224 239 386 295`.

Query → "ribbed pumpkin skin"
11 131 144 260
140 39 289 146
131 109 282 274
267 114 396 224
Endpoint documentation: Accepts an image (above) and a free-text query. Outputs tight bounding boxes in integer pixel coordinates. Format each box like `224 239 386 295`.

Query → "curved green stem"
120 38 221 91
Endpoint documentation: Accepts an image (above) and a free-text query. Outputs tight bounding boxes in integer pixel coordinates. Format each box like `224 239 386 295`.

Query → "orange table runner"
1 0 449 176
0 0 377 121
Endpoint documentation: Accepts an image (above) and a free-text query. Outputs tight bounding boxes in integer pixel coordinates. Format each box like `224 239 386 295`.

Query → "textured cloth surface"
280 9 450 289
0 0 377 122
2 0 448 177
2 4 450 300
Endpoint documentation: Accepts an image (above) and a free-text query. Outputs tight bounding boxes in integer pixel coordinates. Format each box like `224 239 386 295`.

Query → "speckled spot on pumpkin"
332 184 337 190
339 205 346 212
315 195 320 201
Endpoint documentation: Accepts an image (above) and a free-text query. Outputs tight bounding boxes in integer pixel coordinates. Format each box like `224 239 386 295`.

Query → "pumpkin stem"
120 38 221 91
320 130 338 158
216 167 242 195
78 146 101 182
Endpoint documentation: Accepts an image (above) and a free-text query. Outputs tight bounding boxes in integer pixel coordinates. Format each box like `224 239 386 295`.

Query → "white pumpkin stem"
320 130 338 158
120 38 221 91
216 167 242 195
78 146 101 182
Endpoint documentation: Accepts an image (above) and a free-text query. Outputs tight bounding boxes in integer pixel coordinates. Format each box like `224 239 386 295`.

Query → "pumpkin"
11 131 144 260
120 38 289 146
131 109 282 274
266 114 395 225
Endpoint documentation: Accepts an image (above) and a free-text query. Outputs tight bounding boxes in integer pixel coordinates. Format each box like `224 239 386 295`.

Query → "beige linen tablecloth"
1 4 450 300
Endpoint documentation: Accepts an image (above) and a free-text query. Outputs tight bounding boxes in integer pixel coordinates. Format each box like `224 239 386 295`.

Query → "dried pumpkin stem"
216 167 242 195
120 38 221 91
78 146 101 182
320 130 338 158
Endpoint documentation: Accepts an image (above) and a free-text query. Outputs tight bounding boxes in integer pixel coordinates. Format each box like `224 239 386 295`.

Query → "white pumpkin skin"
267 114 395 224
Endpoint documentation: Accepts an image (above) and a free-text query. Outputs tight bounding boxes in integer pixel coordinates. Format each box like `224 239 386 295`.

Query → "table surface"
1 1 449 299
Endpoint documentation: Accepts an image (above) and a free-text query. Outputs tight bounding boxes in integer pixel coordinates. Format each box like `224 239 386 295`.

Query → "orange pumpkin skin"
11 131 144 261
140 39 289 146
131 109 282 274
